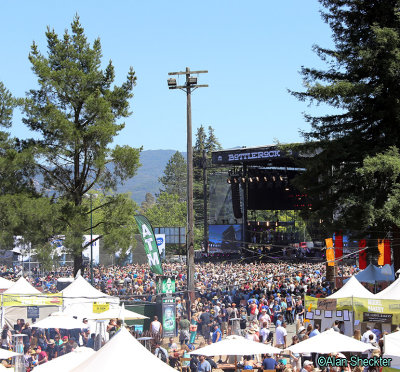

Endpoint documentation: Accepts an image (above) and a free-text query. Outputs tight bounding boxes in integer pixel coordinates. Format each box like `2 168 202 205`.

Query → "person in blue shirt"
212 324 222 343
262 354 278 370
309 324 320 338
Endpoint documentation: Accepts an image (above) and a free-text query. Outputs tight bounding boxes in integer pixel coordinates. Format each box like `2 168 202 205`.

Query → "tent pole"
235 355 237 372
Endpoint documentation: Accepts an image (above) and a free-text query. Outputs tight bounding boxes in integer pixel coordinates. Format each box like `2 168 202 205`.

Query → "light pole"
167 68 208 306
84 193 97 285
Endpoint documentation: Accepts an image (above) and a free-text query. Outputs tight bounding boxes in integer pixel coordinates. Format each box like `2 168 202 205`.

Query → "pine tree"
158 151 187 202
291 0 400 268
22 16 141 275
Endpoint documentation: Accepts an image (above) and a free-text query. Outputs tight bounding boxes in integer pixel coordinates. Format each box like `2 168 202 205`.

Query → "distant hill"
116 149 182 204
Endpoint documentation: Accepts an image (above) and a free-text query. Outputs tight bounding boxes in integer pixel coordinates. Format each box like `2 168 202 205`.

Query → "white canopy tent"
71 327 176 372
375 277 400 300
383 331 400 369
34 347 95 372
61 275 119 316
189 335 281 356
2 277 58 327
0 348 21 359
0 276 14 290
3 277 40 295
328 276 374 299
286 329 378 354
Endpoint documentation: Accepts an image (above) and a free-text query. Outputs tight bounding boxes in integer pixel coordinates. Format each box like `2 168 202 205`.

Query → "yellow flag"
378 239 384 266
325 238 335 266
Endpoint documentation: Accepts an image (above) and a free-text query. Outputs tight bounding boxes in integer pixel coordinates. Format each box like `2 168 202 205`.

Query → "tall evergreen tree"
291 0 400 268
193 125 221 245
22 16 141 275
158 151 187 202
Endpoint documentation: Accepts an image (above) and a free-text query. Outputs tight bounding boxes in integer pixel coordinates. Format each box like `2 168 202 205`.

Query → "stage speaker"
231 182 242 219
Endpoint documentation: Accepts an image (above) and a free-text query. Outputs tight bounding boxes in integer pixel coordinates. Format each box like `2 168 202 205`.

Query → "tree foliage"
158 151 186 202
291 0 400 266
21 16 141 274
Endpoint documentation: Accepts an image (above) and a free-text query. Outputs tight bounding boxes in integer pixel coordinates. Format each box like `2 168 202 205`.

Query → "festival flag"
335 234 343 262
134 215 163 275
378 239 384 266
325 238 335 266
384 239 392 265
358 239 367 270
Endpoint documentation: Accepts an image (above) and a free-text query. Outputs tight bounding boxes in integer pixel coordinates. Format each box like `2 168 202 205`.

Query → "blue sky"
0 0 333 152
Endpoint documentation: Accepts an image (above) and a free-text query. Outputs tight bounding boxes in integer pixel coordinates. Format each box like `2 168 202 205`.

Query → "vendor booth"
305 276 400 337
61 275 119 318
1 277 62 327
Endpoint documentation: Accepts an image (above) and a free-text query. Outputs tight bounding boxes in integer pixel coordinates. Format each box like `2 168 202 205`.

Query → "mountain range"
116 149 180 204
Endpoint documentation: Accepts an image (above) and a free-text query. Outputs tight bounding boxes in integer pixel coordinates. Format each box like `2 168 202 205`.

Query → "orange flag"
325 238 335 266
378 239 384 266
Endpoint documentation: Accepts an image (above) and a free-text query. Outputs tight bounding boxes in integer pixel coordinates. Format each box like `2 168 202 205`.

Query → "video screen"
208 224 242 253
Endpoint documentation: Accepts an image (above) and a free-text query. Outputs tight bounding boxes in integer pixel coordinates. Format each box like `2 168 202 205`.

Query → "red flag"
335 234 343 262
384 239 391 265
359 239 367 269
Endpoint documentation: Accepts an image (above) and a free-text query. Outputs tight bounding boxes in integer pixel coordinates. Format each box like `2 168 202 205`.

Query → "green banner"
157 276 176 294
134 215 163 275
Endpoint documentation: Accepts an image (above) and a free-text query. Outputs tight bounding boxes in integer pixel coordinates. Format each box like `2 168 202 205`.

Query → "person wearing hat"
47 339 58 361
297 326 306 341
259 307 271 329
36 346 48 365
300 360 313 372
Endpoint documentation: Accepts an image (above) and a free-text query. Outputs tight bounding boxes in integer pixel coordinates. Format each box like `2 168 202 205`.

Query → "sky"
0 0 334 152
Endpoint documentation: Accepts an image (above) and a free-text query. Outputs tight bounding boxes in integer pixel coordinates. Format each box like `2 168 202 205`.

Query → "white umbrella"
71 327 176 372
189 335 281 356
86 304 148 321
287 329 379 354
34 347 95 372
0 348 20 359
32 312 86 329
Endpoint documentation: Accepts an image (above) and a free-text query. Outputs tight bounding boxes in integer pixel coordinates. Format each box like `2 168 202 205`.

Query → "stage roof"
211 145 298 167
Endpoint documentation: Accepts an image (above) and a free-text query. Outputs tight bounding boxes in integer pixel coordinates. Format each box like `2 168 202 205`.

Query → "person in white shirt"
259 322 270 343
275 321 288 349
258 308 271 329
361 326 376 343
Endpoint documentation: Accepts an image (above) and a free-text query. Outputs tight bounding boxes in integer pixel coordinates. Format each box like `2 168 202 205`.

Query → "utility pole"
167 68 208 308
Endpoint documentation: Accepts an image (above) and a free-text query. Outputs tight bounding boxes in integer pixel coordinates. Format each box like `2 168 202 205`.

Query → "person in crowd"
300 360 313 372
154 341 169 363
289 335 301 372
197 355 211 372
309 323 320 337
362 326 376 343
36 346 48 365
262 353 278 370
1 325 11 350
150 316 163 339
46 339 58 361
275 321 288 349
179 314 191 345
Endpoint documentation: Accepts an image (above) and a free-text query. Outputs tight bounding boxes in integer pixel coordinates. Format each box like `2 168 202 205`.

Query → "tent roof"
383 331 400 368
71 327 176 372
61 275 116 301
287 329 378 354
3 276 41 295
34 347 95 372
328 276 373 299
0 276 14 289
375 277 400 299
350 264 395 284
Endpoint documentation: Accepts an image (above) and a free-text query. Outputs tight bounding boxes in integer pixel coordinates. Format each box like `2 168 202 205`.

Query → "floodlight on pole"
167 67 208 312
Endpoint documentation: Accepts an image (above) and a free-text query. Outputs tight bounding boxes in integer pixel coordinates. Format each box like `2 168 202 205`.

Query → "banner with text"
2 293 63 307
134 215 163 275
